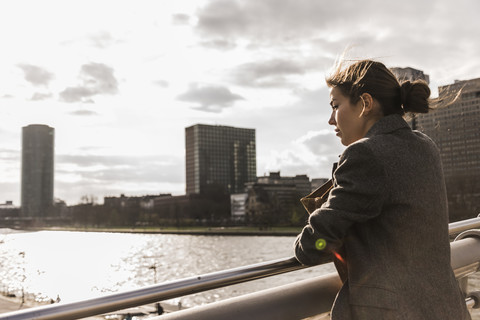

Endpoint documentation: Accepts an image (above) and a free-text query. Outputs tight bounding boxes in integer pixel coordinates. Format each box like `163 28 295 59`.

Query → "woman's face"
328 87 369 146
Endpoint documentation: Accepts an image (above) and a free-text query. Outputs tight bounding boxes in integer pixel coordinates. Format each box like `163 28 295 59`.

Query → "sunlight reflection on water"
0 229 334 307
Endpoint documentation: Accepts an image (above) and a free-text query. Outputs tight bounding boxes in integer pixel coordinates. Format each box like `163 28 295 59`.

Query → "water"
0 229 478 319
0 229 334 307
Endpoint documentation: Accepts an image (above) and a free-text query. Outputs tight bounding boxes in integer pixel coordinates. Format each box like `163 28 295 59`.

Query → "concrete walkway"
0 295 104 319
0 295 180 319
0 294 35 314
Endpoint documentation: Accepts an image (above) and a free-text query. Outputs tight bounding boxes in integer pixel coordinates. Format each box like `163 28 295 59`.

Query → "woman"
294 60 470 319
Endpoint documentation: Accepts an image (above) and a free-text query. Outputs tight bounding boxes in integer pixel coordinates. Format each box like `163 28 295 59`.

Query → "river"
0 229 478 319
0 229 334 307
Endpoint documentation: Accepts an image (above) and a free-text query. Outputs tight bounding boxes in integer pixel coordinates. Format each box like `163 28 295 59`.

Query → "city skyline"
1 0 480 205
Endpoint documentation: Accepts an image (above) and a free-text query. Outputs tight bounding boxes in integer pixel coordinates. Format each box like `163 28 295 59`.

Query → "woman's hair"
326 59 431 115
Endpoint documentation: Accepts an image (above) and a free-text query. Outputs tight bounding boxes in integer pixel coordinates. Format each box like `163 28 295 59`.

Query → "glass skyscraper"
21 124 55 218
185 124 256 195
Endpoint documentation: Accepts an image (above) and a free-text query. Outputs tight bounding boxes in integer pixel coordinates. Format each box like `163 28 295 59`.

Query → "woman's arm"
295 142 387 265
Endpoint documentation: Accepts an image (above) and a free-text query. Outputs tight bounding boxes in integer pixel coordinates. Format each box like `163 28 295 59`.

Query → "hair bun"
400 81 413 107
399 80 430 113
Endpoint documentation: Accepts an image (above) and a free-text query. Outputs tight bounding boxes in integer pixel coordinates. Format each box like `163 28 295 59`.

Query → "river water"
0 229 478 319
0 229 334 307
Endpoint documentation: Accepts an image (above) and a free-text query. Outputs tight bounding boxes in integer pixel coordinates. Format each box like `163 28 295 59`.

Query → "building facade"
21 124 55 218
185 124 256 195
390 67 430 85
414 78 480 220
391 68 480 220
244 172 311 226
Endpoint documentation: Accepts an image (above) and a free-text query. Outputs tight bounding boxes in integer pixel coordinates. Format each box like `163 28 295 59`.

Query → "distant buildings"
311 178 330 192
390 67 430 85
185 124 256 195
21 124 55 218
256 172 311 197
414 78 480 220
240 172 312 226
177 124 257 224
0 201 19 219
392 67 480 220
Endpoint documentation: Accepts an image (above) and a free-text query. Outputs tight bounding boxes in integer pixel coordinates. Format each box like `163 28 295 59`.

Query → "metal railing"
1 216 480 320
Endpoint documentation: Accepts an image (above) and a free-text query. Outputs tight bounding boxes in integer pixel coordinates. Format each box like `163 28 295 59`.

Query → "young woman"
294 60 470 319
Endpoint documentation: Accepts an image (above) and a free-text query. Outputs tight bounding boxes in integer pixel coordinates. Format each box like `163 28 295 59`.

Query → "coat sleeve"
295 142 387 265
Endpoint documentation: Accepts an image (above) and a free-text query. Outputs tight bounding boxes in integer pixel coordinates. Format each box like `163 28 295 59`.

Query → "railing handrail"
448 215 480 234
1 216 479 320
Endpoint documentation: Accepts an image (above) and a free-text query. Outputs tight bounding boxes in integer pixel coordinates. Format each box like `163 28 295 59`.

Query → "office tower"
21 124 55 217
414 78 480 220
186 124 256 195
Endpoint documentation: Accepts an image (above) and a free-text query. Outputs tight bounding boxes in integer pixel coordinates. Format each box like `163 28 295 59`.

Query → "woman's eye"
331 104 339 110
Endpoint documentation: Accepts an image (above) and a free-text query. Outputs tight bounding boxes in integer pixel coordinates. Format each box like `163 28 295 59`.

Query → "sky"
1 0 480 206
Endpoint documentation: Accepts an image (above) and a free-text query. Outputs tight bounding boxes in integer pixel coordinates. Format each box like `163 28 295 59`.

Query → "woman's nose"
328 110 336 125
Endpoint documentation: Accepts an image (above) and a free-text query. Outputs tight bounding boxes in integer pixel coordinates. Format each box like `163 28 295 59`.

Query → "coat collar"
365 114 410 138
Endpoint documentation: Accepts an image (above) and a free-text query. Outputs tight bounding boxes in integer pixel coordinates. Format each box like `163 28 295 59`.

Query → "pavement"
0 295 104 319
1 294 180 319
0 294 36 314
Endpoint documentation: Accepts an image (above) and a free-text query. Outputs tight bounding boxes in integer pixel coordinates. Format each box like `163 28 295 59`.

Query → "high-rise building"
185 124 256 195
414 78 480 220
21 124 55 218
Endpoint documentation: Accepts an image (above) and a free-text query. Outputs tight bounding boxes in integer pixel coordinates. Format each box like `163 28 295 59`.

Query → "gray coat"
295 114 470 319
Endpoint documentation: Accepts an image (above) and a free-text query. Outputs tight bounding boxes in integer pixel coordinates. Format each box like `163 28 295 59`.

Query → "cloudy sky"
1 0 479 205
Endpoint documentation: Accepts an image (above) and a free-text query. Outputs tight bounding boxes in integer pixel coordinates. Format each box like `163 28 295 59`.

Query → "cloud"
30 92 53 101
198 39 236 50
69 109 98 116
54 154 185 203
0 148 20 161
60 87 96 103
17 64 54 87
0 182 19 204
0 149 21 204
59 62 118 103
153 80 169 88
88 31 117 49
264 148 338 180
193 0 480 87
194 0 340 46
177 83 244 112
194 0 435 42
80 63 118 94
296 130 340 156
262 129 343 180
230 59 306 88
171 13 190 25
56 154 183 182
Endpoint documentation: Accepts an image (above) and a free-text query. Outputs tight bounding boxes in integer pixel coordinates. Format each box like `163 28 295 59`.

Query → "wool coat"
295 114 470 320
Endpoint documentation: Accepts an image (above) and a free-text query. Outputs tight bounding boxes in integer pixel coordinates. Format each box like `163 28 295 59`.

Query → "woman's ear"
359 93 374 117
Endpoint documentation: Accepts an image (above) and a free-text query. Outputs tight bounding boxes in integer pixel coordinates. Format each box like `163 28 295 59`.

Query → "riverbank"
24 226 303 236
